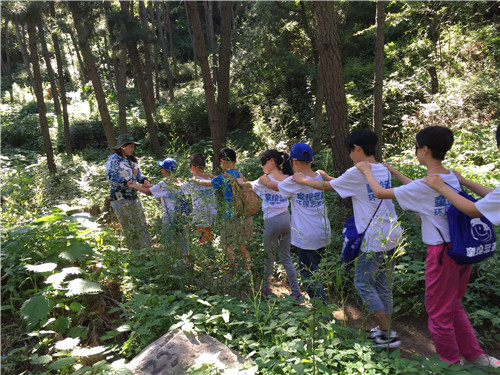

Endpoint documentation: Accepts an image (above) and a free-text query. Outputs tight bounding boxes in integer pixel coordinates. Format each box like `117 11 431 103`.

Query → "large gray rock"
126 330 257 375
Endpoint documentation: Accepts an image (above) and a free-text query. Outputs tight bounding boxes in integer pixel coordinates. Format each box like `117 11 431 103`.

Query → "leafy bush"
69 121 108 151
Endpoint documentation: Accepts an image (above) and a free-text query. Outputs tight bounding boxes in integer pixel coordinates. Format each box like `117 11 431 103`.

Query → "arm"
196 178 213 187
383 162 412 185
317 170 335 181
356 162 396 199
259 175 279 191
128 181 152 195
453 170 494 197
423 174 482 217
292 173 334 191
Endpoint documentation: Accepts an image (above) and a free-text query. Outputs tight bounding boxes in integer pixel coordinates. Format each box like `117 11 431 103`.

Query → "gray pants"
262 210 300 295
111 198 151 249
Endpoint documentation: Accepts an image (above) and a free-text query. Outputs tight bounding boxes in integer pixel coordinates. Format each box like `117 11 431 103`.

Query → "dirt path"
267 282 500 362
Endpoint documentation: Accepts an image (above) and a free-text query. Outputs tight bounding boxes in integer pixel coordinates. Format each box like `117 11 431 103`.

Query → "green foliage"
69 121 107 151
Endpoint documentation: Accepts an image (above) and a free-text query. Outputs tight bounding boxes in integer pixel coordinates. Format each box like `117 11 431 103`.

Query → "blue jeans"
297 247 327 305
354 249 395 314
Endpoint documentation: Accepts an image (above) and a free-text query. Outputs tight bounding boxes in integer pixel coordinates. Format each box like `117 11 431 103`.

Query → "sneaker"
366 326 383 339
372 331 401 349
289 292 304 306
465 354 500 369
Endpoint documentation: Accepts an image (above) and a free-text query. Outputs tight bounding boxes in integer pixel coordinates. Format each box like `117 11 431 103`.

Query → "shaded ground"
266 281 500 363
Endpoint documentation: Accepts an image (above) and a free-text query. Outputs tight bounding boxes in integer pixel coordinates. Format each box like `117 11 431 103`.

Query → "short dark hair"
190 153 206 168
416 126 454 160
344 129 378 156
218 147 236 162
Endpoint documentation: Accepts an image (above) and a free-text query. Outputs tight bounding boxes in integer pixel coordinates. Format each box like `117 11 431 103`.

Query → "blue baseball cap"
289 143 313 161
157 158 178 172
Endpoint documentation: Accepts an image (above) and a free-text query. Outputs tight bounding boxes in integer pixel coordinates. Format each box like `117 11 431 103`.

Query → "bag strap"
361 170 390 235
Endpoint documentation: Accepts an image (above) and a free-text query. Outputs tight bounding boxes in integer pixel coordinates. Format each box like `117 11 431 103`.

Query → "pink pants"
425 244 484 363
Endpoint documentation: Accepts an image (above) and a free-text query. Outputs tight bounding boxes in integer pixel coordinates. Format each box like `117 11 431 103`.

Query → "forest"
1 1 500 374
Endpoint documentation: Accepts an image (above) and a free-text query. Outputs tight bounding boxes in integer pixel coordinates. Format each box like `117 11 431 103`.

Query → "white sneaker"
465 354 500 368
372 330 401 349
366 326 383 339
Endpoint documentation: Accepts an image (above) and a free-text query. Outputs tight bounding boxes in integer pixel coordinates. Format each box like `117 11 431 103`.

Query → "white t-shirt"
475 184 500 226
330 164 402 252
278 172 331 250
394 172 461 245
252 176 289 221
181 178 217 226
150 180 186 224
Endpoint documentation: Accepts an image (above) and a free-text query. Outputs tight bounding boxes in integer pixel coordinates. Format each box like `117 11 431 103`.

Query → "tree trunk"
312 65 325 155
185 2 198 80
186 1 222 167
139 1 155 107
216 1 232 151
121 2 162 159
14 21 35 88
115 6 128 134
68 30 88 84
70 7 115 151
204 1 217 84
27 20 57 175
372 0 385 161
312 1 351 177
2 19 13 101
164 2 178 81
37 20 62 115
50 3 72 155
155 1 174 102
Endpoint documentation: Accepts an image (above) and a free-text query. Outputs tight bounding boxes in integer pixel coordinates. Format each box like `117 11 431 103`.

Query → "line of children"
356 125 499 367
252 150 302 302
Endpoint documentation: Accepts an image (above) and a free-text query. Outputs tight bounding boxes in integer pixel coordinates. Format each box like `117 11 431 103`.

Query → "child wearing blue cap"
129 157 191 258
260 142 331 308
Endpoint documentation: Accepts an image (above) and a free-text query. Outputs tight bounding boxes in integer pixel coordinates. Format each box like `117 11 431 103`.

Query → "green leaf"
33 213 63 224
25 262 58 273
69 302 85 312
21 295 54 329
59 242 93 262
54 316 70 334
49 356 76 370
67 326 88 340
66 279 102 296
30 354 52 364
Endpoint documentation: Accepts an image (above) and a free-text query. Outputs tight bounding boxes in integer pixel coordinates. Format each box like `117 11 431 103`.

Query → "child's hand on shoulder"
423 174 445 191
259 174 270 185
292 172 306 184
355 161 372 174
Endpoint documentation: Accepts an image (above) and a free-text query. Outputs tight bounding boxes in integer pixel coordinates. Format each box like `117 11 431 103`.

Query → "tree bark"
372 0 385 161
37 19 62 115
204 1 217 84
216 1 232 151
186 1 223 167
164 2 179 81
139 1 155 106
185 2 198 80
116 7 128 135
155 1 174 102
27 20 57 175
68 30 88 84
14 21 35 88
50 3 72 155
312 1 351 177
121 2 162 159
1 19 13 101
70 5 115 151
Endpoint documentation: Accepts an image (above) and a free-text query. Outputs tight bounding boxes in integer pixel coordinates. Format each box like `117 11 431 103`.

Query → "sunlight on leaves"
25 262 58 273
55 337 80 350
66 279 102 296
72 346 107 357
